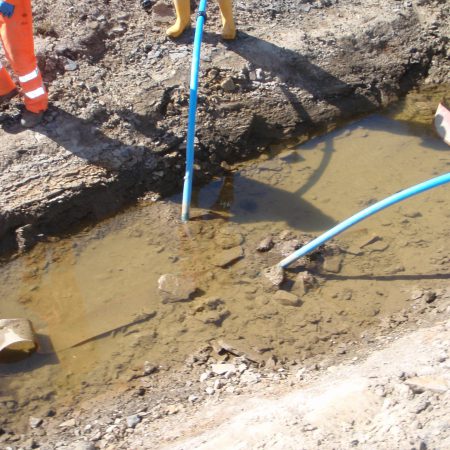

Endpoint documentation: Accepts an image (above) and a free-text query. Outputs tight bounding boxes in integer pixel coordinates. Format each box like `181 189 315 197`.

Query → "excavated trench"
0 87 449 435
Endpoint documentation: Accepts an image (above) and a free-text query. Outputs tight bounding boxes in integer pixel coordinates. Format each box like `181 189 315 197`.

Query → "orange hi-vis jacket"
0 0 48 113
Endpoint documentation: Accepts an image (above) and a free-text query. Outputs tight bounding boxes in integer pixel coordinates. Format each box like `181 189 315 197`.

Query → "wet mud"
1 89 449 440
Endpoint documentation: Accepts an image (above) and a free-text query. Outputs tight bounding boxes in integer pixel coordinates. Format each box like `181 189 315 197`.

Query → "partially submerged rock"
263 265 284 287
274 290 302 307
158 274 199 303
212 246 244 267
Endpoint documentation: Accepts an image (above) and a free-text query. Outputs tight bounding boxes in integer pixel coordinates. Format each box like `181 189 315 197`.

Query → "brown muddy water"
1 89 449 429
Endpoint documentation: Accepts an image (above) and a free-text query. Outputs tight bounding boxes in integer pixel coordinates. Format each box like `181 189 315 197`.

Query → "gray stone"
64 59 79 71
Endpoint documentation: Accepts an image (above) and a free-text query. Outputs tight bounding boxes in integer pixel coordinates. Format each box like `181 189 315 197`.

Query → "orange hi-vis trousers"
0 0 48 113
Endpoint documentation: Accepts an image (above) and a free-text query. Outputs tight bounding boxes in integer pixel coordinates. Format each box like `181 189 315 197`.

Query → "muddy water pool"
1 89 449 428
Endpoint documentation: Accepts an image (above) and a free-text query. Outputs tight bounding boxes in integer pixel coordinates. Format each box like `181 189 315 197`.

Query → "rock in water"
158 274 198 303
263 265 284 286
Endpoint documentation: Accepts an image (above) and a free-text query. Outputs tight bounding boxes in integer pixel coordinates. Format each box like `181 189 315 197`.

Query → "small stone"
295 271 317 295
423 291 437 304
144 361 157 375
274 290 301 307
64 59 78 71
59 418 76 428
212 247 244 267
29 417 43 429
166 404 181 415
323 255 343 273
188 395 199 403
221 78 236 92
404 211 422 218
126 414 141 428
411 289 425 300
199 371 212 382
211 363 236 375
205 387 215 395
257 236 274 252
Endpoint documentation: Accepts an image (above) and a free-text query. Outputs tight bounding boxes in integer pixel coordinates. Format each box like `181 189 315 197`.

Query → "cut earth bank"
0 0 449 255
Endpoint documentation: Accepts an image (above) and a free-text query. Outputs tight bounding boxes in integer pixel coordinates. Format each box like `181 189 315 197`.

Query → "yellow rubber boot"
217 0 236 40
166 0 191 38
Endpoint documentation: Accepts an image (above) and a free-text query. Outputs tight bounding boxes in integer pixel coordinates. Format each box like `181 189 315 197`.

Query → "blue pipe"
181 0 208 222
278 173 450 268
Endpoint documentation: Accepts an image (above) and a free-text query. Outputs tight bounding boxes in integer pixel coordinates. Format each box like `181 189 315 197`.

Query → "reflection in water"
1 88 449 431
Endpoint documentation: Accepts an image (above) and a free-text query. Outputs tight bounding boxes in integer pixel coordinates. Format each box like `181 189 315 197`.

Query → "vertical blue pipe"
181 0 208 222
278 173 450 268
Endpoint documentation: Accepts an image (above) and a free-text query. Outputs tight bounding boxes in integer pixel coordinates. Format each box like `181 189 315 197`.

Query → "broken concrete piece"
0 319 37 354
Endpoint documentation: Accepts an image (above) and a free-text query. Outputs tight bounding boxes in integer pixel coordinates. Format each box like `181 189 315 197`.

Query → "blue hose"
278 173 450 268
181 0 208 222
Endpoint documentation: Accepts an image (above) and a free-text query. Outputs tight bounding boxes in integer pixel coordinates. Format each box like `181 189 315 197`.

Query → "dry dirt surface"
0 0 449 255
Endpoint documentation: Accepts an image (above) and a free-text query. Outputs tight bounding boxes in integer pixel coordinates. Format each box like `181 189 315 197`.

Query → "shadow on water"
191 135 336 230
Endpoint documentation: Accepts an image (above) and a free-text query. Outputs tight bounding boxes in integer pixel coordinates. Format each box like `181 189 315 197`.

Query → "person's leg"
0 0 48 113
217 0 236 40
166 0 191 38
0 17 17 96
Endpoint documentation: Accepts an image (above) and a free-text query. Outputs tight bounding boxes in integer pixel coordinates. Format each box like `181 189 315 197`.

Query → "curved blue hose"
181 0 208 222
278 173 450 268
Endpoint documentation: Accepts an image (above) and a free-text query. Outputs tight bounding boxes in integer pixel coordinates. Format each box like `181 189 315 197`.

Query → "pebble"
200 371 212 382
126 414 141 428
59 418 76 428
29 416 43 429
211 363 236 375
